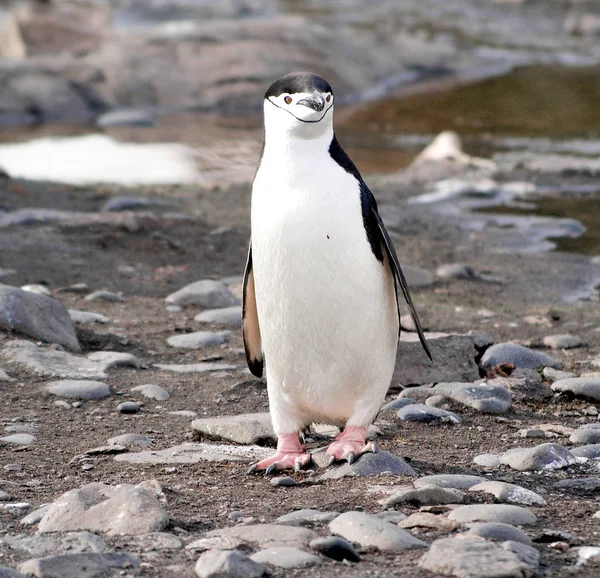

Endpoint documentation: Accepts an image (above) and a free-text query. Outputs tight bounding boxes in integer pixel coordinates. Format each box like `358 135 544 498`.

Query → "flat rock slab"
552 378 600 402
466 523 532 545
38 482 168 536
383 485 464 508
500 443 575 471
46 380 110 400
18 552 138 578
329 511 426 552
394 333 479 386
318 450 416 479
167 331 226 349
419 537 534 578
165 279 240 308
415 474 486 490
469 481 546 506
481 342 559 371
155 362 236 373
195 306 242 327
554 477 600 495
4 532 106 557
250 546 322 568
1 340 108 379
448 504 537 526
130 384 170 401
114 443 272 465
195 550 264 578
397 404 461 423
191 413 275 445
0 285 80 352
201 524 318 550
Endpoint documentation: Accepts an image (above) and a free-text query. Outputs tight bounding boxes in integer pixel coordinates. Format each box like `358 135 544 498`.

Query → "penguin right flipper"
242 244 264 377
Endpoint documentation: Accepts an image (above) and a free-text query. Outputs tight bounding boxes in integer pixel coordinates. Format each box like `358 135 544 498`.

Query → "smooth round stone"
69 310 109 325
570 444 600 459
473 453 502 468
448 504 537 526
397 404 461 424
466 522 533 545
310 536 361 562
0 434 36 446
380 397 417 412
167 331 226 349
250 546 322 568
543 367 577 382
554 478 600 495
117 402 140 414
0 490 11 501
570 426 600 445
415 474 485 490
195 550 264 578
436 263 475 279
500 443 575 471
383 485 464 508
276 509 338 527
131 384 170 401
85 290 125 302
46 380 110 400
552 378 600 402
270 476 297 488
194 306 242 327
165 280 240 308
97 109 154 128
107 433 152 448
543 334 582 349
469 481 546 506
21 284 51 295
480 343 559 371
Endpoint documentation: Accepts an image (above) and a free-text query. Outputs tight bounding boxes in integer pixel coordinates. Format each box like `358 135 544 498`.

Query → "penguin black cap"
265 72 333 99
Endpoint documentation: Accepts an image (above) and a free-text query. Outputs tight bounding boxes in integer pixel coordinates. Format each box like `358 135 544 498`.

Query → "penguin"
243 72 431 474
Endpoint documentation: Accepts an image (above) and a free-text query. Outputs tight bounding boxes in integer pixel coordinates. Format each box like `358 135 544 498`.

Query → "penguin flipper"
242 244 264 377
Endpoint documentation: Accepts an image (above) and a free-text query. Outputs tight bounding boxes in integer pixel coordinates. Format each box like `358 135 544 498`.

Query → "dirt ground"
1 168 600 576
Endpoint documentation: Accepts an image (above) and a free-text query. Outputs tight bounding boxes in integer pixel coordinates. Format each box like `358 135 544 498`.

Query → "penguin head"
263 72 334 138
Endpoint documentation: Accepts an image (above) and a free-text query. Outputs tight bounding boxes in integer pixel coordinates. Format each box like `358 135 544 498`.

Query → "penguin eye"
284 96 292 105
326 94 331 103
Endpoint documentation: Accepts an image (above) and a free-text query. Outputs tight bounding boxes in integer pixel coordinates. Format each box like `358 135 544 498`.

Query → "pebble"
469 481 546 506
200 524 318 549
414 474 485 490
466 522 533 545
117 401 140 414
554 477 600 495
270 477 297 488
195 550 264 578
583 405 598 416
500 443 575 471
84 290 126 302
0 434 36 446
131 384 170 401
167 331 227 349
276 509 338 527
380 397 417 412
570 444 600 459
318 450 416 479
543 334 583 349
552 377 600 401
309 536 361 562
250 546 322 568
46 380 110 400
480 342 559 371
107 433 153 448
519 428 546 438
383 485 464 508
155 362 236 373
68 310 109 325
570 424 600 444
542 367 577 382
397 404 461 424
19 552 139 578
195 306 242 327
87 351 143 369
329 511 426 552
448 504 537 525
0 490 11 501
435 263 476 279
165 280 240 308
191 413 275 445
398 512 461 532
374 511 408 523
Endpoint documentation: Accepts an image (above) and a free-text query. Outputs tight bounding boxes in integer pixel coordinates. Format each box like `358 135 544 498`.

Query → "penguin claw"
327 455 336 467
247 464 257 475
294 462 302 472
346 452 355 465
265 463 277 476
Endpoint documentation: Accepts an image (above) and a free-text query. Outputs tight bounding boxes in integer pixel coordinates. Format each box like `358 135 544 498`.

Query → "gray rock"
397 404 461 423
0 566 26 578
46 380 110 400
0 490 10 501
543 334 583 349
86 351 143 369
165 280 240 308
195 550 264 578
500 443 576 471
155 362 236 373
4 532 106 557
270 476 296 488
18 552 138 578
84 291 125 302
403 266 434 288
38 483 168 535
115 443 272 465
68 310 109 325
117 402 140 414
101 196 172 212
466 522 532 545
309 536 360 562
250 546 321 568
20 504 51 527
554 478 600 495
502 541 540 570
1 340 108 379
394 333 479 385
96 109 154 128
436 263 476 279
570 444 600 458
542 367 577 382
318 450 416 479
398 512 461 532
448 505 537 526
570 425 600 444
329 511 426 552
469 482 546 506
0 286 80 352
380 397 417 412
480 343 559 371
167 331 227 349
276 509 338 527
201 524 318 550
195 307 242 327
419 537 534 578
0 433 35 446
3 502 31 516
487 374 552 402
128 533 182 551
415 474 485 490
191 413 275 445
552 378 600 402
131 384 170 401
0 367 15 382
383 485 464 508
374 511 408 523
107 433 152 448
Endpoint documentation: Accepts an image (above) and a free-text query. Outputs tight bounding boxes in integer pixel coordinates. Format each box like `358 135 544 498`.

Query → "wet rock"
191 413 275 445
329 511 426 552
195 307 242 327
131 384 170 401
1 340 108 379
480 343 559 371
0 433 35 446
436 263 476 279
500 443 575 471
394 333 479 385
195 550 265 578
469 482 546 506
87 351 143 369
117 402 140 414
155 362 236 373
38 482 168 535
270 476 297 488
107 433 152 448
542 367 577 382
309 536 360 562
543 334 583 349
276 509 337 527
4 532 106 557
46 380 110 400
318 450 416 479
448 505 537 526
415 474 486 490
398 512 461 532
165 280 239 308
570 424 600 444
250 546 321 568
383 485 464 508
201 524 318 550
85 290 125 302
466 522 532 546
167 331 227 349
418 537 533 578
0 286 80 352
570 444 600 459
68 310 109 325
554 478 600 495
397 404 461 423
552 377 600 402
96 109 154 128
18 552 138 578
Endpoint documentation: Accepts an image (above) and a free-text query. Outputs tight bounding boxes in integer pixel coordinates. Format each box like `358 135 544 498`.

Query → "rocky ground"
0 130 599 578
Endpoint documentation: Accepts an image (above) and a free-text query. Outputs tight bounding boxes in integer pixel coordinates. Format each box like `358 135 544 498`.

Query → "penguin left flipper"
242 244 264 377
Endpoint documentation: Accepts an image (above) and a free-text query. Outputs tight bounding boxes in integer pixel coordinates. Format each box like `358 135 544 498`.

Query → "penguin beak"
296 94 325 112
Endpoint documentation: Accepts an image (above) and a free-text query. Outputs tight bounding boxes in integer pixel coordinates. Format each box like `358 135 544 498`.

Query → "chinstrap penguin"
243 72 431 474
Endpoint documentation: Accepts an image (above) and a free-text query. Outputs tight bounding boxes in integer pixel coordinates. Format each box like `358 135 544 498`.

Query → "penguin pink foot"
247 432 312 474
326 426 376 465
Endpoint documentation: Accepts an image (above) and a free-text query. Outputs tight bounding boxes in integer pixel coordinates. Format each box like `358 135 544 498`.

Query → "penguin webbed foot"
326 426 376 465
247 432 312 474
